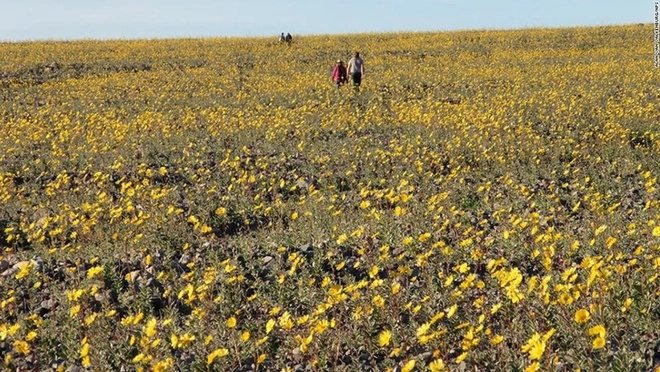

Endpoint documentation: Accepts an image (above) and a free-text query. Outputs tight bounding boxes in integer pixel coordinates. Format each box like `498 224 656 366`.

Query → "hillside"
0 25 659 371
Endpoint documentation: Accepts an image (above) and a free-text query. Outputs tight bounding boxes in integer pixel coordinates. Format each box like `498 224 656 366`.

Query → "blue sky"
0 0 650 41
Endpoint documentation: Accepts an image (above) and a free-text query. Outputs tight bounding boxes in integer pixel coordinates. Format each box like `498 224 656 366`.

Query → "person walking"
347 51 364 93
332 60 348 88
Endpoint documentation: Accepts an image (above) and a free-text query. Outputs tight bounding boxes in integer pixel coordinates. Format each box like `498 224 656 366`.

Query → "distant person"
285 33 292 45
332 60 348 88
279 32 286 43
347 51 364 92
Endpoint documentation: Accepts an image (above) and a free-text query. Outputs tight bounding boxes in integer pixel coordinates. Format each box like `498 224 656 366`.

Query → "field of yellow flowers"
0 24 659 371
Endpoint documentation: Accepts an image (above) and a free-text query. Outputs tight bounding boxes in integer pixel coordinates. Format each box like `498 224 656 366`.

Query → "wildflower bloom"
86 265 104 279
266 319 276 334
428 358 445 371
401 359 416 372
588 325 606 338
379 330 391 347
207 348 229 364
574 309 590 323
13 340 30 355
592 336 606 349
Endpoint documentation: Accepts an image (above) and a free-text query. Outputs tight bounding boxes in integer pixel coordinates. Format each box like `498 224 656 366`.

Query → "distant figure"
279 32 286 43
332 60 348 88
285 33 292 45
347 51 365 93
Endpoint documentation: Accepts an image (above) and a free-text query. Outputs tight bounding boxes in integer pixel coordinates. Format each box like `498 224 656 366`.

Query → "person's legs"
352 72 362 93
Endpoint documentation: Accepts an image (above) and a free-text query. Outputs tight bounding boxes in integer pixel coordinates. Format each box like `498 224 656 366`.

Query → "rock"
261 256 274 265
298 243 313 252
0 260 9 273
297 243 314 259
125 270 140 283
144 276 164 292
32 256 44 272
178 253 191 266
50 359 67 369
94 292 108 303
419 351 433 363
2 261 26 277
32 208 50 222
37 299 59 316
296 178 310 190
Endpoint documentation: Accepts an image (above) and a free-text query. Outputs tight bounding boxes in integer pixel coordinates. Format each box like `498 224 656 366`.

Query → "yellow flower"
132 353 145 363
241 331 250 342
152 359 173 372
652 226 660 237
528 339 546 360
522 333 546 360
227 317 237 328
15 262 33 280
13 340 30 355
372 295 385 307
594 224 607 236
455 352 468 363
144 318 157 337
592 336 606 350
588 324 606 338
418 232 431 242
574 309 590 324
86 265 104 279
401 359 416 372
525 362 540 372
178 333 195 348
207 348 229 365
428 358 445 371
80 341 89 358
266 318 276 334
378 330 391 347
490 335 504 345
269 307 281 316
416 323 430 338
621 297 633 312
446 304 457 318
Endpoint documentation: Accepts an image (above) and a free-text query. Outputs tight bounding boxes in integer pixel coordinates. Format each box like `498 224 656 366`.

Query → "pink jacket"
332 64 347 82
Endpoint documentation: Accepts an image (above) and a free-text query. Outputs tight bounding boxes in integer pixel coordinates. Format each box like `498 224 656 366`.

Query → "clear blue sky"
0 0 650 41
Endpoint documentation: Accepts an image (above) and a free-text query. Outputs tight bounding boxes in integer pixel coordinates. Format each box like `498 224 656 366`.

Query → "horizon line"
0 22 650 44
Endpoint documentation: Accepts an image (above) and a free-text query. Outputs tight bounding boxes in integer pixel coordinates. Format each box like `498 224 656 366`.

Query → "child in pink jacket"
332 60 348 88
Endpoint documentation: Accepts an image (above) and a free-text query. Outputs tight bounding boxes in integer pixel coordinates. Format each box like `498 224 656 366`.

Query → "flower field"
1 24 659 371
